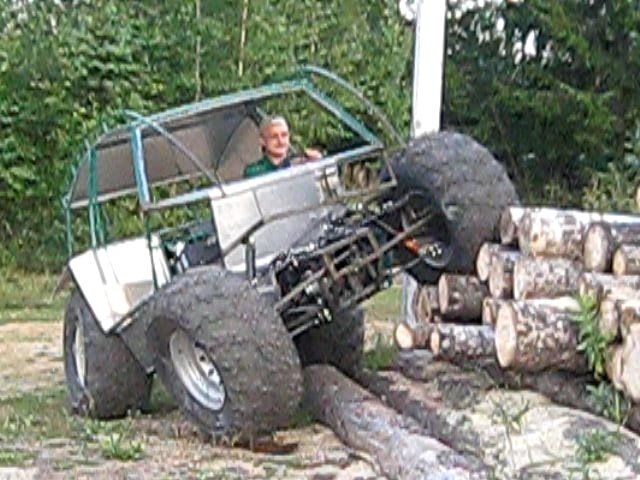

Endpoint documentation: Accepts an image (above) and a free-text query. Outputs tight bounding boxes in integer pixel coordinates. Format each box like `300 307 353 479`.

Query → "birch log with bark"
438 274 487 320
613 244 640 275
394 322 433 350
513 256 582 300
517 208 640 259
429 324 495 363
475 243 515 281
583 222 640 272
499 206 525 245
302 365 488 480
482 297 505 326
494 299 587 372
579 273 640 301
413 285 439 323
619 324 640 402
620 300 640 338
488 250 520 299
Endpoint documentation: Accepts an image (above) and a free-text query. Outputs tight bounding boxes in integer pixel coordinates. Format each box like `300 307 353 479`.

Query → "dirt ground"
0 309 395 480
3 287 640 479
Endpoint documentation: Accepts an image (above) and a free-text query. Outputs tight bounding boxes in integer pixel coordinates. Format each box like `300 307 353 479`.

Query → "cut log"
606 344 625 392
494 299 587 372
619 324 640 402
579 273 640 301
438 274 488 320
482 297 505 326
394 322 433 350
302 365 487 480
513 256 582 300
598 296 623 340
488 250 520 299
499 206 525 245
612 244 640 275
429 324 495 363
636 185 640 212
412 285 439 323
517 207 640 259
584 222 640 272
620 300 640 338
475 243 515 281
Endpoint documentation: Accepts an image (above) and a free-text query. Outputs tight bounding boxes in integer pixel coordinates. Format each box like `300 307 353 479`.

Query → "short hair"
259 115 288 135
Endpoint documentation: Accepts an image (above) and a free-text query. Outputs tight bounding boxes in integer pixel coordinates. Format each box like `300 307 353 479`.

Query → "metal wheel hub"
73 312 87 388
169 330 226 411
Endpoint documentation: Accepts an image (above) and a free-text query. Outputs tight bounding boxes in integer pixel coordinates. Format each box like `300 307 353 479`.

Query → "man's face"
260 121 290 165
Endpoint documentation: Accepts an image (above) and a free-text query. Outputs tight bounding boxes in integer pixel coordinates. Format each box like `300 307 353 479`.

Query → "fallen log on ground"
494 299 587 372
438 274 487 320
583 222 640 272
429 324 495 363
302 365 488 480
613 244 640 275
361 365 640 477
513 256 582 300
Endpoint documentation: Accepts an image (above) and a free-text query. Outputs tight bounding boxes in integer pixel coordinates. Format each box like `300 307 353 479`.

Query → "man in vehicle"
244 115 322 178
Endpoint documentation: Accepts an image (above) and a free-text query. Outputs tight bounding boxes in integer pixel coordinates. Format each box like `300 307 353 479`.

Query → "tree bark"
599 296 623 340
513 256 582 300
475 243 514 281
619 324 640 402
429 324 495 363
584 222 640 272
488 250 520 299
613 244 640 275
482 297 505 326
494 299 587 372
517 208 640 259
620 300 640 338
413 284 439 323
579 272 640 301
499 206 525 245
394 322 433 350
438 274 487 320
302 365 488 480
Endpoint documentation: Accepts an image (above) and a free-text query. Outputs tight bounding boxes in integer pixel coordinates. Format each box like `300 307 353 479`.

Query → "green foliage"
572 294 614 379
2 0 640 271
575 428 620 466
363 332 397 371
587 381 631 425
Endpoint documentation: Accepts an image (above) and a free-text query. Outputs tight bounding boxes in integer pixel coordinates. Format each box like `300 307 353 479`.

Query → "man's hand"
303 148 323 161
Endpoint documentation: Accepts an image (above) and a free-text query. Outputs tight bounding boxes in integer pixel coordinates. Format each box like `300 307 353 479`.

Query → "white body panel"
68 235 171 332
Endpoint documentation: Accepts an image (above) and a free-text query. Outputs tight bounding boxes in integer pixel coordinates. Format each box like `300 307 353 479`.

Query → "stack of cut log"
394 206 640 424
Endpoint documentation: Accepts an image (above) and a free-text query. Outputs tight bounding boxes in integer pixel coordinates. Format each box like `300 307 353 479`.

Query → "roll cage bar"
62 66 405 255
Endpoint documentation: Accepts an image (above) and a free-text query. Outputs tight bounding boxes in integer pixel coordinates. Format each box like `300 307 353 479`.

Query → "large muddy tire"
63 290 151 419
391 131 519 282
295 307 365 378
145 267 303 440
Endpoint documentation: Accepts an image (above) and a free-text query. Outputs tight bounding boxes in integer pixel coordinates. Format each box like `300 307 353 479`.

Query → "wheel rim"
73 310 87 388
169 329 225 411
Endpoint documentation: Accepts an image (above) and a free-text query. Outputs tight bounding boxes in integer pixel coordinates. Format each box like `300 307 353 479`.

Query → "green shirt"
243 155 292 178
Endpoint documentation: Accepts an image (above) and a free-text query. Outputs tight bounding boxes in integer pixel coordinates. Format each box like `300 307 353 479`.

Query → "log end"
583 223 612 272
430 329 441 356
394 323 415 350
612 248 625 276
438 275 449 314
476 242 492 281
495 303 517 368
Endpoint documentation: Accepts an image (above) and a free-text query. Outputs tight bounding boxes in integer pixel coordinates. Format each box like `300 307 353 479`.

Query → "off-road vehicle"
59 66 518 439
